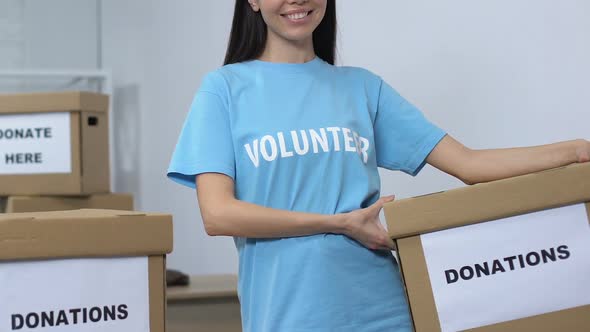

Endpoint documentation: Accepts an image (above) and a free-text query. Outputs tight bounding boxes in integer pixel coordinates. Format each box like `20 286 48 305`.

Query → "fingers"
385 236 395 250
376 230 395 250
351 195 397 251
374 197 395 250
362 229 395 251
377 239 395 251
377 229 395 251
380 194 396 204
366 237 395 251
575 139 590 163
375 243 395 251
369 195 395 213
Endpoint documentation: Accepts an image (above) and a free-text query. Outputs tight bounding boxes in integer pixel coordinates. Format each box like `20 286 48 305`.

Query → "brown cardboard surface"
393 201 590 332
0 91 108 114
396 216 590 332
0 209 173 261
0 92 110 195
465 305 590 332
150 255 166 332
3 193 134 213
0 208 170 332
396 236 440 332
80 110 110 193
387 164 590 331
385 163 590 239
0 208 169 332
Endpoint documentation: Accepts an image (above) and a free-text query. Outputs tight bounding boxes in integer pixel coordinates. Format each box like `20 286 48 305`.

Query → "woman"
167 0 590 331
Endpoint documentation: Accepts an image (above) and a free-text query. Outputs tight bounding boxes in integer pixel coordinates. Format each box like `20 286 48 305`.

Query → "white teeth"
286 11 308 20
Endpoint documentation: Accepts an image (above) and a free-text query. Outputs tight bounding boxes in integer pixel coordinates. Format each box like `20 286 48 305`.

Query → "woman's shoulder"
198 62 254 93
196 68 226 95
330 64 384 90
332 64 382 81
197 62 248 97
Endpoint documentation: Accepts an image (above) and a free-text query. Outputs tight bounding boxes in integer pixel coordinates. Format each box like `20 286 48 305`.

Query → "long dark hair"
223 0 337 65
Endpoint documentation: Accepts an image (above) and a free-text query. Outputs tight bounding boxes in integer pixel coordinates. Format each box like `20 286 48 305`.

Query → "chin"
284 33 314 43
273 26 316 43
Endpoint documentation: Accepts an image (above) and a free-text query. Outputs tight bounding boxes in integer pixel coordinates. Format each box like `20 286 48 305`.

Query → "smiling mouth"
281 10 313 20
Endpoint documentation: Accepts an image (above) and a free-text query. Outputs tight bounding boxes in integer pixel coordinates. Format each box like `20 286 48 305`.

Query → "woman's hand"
340 195 396 251
575 139 590 163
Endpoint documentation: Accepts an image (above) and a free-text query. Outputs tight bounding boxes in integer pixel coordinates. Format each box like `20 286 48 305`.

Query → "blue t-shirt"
168 57 446 332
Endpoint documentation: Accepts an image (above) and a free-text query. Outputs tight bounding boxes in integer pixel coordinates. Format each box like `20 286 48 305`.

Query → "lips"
281 9 313 21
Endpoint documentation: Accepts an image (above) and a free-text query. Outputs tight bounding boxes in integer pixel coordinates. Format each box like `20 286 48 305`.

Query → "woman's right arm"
196 173 395 250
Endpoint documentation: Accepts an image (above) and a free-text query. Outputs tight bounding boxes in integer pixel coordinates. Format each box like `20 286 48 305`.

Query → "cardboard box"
0 91 110 195
0 209 173 332
0 193 134 213
384 163 590 332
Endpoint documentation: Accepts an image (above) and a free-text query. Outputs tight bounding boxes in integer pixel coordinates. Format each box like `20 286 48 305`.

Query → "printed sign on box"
0 112 71 175
421 204 590 332
0 257 150 332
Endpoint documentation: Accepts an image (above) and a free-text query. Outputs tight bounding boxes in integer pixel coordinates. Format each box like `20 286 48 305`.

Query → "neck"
258 32 315 63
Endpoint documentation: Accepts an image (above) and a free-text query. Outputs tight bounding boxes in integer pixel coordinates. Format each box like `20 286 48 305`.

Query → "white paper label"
0 112 71 174
0 257 150 332
420 204 590 332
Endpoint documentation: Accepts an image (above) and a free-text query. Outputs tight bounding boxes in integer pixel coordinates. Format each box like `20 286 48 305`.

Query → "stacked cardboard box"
384 163 590 332
0 92 174 331
0 209 173 332
0 91 134 211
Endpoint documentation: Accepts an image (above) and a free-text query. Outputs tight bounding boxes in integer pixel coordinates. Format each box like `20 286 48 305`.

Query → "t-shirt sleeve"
167 73 235 189
373 79 446 176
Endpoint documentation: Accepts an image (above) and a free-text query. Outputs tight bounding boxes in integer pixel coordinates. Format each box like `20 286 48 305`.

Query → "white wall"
101 0 590 275
101 0 239 275
0 0 98 92
100 0 150 209
339 0 590 198
0 0 97 69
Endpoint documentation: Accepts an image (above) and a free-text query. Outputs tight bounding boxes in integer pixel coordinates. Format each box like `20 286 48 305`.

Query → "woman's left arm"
426 135 590 185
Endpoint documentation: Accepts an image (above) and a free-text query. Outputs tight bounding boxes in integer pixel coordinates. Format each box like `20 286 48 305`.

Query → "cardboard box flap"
73 208 147 217
0 91 109 114
76 209 147 217
0 209 173 261
385 163 590 239
0 208 159 220
4 194 134 213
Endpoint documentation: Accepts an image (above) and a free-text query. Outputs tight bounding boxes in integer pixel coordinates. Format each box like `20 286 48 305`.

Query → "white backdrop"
100 0 590 275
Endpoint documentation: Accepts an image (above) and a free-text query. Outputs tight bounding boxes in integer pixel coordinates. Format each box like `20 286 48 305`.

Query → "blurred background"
1 0 588 277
